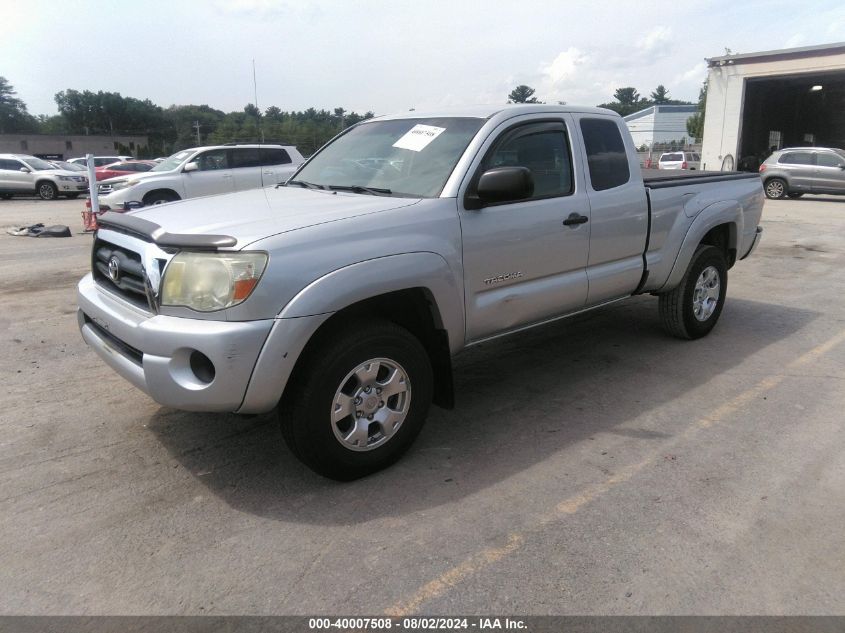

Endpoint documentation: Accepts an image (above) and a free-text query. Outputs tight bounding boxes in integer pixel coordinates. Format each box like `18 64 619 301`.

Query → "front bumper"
77 273 273 412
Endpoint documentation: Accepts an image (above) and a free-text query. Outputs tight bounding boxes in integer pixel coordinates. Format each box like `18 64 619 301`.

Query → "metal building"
701 42 845 171
623 105 699 148
0 133 149 160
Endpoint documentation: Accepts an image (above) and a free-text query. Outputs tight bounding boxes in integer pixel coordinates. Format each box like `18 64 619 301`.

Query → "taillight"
759 164 767 173
681 161 688 169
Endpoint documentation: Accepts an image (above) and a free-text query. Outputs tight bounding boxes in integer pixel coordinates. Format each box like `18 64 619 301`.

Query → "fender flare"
660 200 744 291
279 251 464 350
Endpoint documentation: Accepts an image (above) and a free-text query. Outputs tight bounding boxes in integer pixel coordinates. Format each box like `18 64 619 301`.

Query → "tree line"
0 75 707 158
0 77 374 157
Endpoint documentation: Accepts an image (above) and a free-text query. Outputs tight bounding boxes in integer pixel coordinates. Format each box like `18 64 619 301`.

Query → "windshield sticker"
392 124 446 152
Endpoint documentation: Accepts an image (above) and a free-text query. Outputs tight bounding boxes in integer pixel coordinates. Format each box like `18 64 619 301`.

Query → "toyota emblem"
108 256 121 282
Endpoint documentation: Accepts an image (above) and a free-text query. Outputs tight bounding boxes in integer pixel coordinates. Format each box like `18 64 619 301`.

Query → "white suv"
658 151 701 170
0 154 89 200
96 144 304 209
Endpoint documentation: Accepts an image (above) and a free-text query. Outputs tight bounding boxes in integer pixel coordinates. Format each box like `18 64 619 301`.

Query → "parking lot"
1 194 843 614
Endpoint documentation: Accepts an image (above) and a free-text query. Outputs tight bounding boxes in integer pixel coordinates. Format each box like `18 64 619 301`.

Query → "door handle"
563 213 589 227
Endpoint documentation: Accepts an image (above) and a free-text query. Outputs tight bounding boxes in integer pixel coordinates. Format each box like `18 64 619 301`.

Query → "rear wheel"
64 193 81 199
764 178 787 199
787 192 803 199
279 319 433 480
659 245 728 340
37 181 58 200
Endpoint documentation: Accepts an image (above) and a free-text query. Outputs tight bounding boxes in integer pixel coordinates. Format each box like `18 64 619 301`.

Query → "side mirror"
19 167 31 173
468 166 533 209
183 162 198 172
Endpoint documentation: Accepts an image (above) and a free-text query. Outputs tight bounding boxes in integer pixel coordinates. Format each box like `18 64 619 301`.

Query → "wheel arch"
238 253 464 414
142 188 181 204
659 201 742 292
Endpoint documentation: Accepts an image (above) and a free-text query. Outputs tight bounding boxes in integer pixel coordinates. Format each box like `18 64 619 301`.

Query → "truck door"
182 149 235 198
459 117 590 342
572 115 649 305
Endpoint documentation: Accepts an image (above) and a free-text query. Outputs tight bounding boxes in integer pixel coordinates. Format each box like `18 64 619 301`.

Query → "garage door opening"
738 70 845 171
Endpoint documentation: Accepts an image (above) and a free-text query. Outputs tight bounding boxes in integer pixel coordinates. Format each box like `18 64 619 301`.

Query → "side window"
482 123 573 199
0 159 21 171
231 148 262 168
580 118 630 191
779 152 813 165
817 153 843 167
194 149 230 171
260 148 291 165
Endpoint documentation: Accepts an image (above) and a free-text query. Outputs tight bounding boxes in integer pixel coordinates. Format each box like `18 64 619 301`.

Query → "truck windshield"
292 117 484 197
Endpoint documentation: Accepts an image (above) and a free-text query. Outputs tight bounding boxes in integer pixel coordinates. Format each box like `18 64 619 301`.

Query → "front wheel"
659 245 728 340
279 319 433 480
143 190 179 206
64 193 81 199
37 181 58 200
787 192 803 199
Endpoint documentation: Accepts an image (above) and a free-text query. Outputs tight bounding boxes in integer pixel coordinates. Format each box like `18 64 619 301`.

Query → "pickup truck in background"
95 143 304 209
77 104 764 480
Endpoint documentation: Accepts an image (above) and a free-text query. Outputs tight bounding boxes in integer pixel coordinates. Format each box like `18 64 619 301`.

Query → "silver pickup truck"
77 104 764 479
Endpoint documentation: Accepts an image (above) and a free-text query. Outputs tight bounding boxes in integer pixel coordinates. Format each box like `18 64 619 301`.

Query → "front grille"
92 237 151 310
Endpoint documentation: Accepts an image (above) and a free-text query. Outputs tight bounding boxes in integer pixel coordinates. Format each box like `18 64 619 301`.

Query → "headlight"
160 251 268 312
57 175 74 181
110 179 136 191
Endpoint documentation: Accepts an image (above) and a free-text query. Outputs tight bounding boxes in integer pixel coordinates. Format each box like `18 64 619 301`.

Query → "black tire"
787 192 803 199
659 245 728 340
764 178 787 199
0 193 12 200
279 319 433 480
37 181 58 200
64 193 81 199
143 190 179 206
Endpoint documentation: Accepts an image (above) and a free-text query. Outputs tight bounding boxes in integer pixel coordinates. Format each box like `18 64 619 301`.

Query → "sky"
3 0 845 118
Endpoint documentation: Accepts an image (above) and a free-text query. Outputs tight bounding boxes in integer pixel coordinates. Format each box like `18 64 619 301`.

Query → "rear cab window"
260 148 291 165
580 118 630 191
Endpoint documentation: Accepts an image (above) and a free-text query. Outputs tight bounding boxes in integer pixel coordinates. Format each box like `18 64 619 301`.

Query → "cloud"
541 47 588 85
674 61 707 86
637 26 672 52
784 33 806 49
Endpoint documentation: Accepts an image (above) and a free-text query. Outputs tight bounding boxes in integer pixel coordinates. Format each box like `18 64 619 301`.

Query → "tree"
650 85 671 104
686 81 708 141
508 85 541 104
614 87 641 106
0 77 38 133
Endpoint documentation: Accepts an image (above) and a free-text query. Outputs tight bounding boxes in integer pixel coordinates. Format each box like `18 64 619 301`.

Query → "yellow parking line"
384 328 845 616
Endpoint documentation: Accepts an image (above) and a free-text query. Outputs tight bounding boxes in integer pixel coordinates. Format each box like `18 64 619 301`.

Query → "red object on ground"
81 198 101 232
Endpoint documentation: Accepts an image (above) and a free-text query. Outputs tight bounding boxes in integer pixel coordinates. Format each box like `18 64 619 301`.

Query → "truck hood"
128 185 422 247
101 169 171 185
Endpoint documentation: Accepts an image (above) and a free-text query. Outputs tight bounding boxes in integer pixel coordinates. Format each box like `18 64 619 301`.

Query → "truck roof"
374 103 619 121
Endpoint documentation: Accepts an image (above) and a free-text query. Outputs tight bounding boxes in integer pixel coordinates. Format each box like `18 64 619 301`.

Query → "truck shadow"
147 296 816 524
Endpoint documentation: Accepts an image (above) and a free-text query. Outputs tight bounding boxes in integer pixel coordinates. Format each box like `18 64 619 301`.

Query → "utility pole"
253 59 265 143
193 120 201 145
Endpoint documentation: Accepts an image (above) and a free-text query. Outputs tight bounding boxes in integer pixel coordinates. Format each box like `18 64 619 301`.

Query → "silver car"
759 147 845 199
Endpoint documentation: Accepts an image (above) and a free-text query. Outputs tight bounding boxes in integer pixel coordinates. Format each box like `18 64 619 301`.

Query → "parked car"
67 155 133 167
759 147 845 199
658 151 701 170
95 160 156 182
95 144 304 208
78 104 763 479
0 154 89 199
49 160 88 172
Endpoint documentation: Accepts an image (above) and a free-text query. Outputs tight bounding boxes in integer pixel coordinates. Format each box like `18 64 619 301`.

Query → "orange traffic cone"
81 198 98 232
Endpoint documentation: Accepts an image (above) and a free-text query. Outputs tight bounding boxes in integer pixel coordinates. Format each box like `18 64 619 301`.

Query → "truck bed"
642 169 760 189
